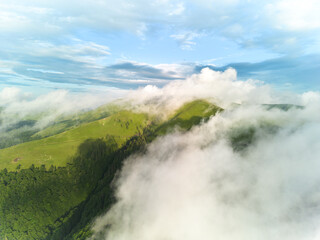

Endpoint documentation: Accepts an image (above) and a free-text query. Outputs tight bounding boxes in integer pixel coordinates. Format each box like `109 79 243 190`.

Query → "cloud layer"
125 67 298 117
0 86 126 133
92 68 320 240
198 55 320 91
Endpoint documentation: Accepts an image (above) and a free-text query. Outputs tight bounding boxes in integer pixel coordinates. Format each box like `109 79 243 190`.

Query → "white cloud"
0 3 60 36
300 91 320 105
170 32 202 50
0 0 189 36
0 86 127 132
93 103 320 240
267 0 320 31
155 63 193 78
27 68 64 74
32 40 111 65
169 2 185 16
126 68 282 115
92 69 320 240
0 87 30 105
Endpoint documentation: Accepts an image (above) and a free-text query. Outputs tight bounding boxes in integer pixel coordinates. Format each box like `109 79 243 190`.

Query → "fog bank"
92 68 320 240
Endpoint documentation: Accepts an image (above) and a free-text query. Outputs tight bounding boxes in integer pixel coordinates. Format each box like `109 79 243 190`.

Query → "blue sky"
0 0 320 94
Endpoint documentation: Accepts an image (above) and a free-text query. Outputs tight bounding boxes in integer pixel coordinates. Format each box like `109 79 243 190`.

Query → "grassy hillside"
31 103 122 140
0 110 151 171
0 99 222 240
0 139 116 239
0 99 221 172
0 103 122 150
0 120 38 149
155 99 223 135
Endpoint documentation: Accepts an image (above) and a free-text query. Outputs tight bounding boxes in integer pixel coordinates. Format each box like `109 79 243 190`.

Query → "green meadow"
0 110 151 171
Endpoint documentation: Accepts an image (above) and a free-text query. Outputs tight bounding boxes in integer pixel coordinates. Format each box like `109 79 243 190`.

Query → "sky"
0 0 320 94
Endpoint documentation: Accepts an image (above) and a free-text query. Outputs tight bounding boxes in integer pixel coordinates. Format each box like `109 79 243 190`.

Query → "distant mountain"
0 110 152 171
0 103 121 149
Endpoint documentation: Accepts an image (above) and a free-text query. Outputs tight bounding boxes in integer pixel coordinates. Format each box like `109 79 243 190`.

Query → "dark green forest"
0 133 148 240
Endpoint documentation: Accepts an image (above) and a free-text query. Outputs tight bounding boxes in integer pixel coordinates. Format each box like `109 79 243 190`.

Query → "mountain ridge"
0 99 221 240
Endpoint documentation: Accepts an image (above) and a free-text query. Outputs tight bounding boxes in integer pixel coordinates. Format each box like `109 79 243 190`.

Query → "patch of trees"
0 164 78 239
50 133 149 240
0 130 149 240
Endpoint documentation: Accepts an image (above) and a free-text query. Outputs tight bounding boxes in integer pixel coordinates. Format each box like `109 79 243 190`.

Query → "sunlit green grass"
155 99 223 135
31 103 122 139
0 110 150 171
0 99 222 171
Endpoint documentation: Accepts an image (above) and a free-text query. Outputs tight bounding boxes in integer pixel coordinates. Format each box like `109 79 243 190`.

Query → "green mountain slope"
53 100 223 240
32 103 122 140
0 110 151 171
155 99 223 135
0 99 221 240
0 103 121 150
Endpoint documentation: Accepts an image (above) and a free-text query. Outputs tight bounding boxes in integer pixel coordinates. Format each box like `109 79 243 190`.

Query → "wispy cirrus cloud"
0 39 113 89
170 32 203 50
105 61 194 84
1 52 319 93
1 0 319 54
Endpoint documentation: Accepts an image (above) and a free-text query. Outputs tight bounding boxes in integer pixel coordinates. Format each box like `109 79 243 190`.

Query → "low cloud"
126 67 289 116
0 86 127 133
197 54 320 91
0 87 31 105
92 68 320 240
93 101 320 240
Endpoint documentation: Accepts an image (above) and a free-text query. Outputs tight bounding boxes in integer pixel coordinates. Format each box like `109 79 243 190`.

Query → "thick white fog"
126 68 300 115
92 68 320 240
